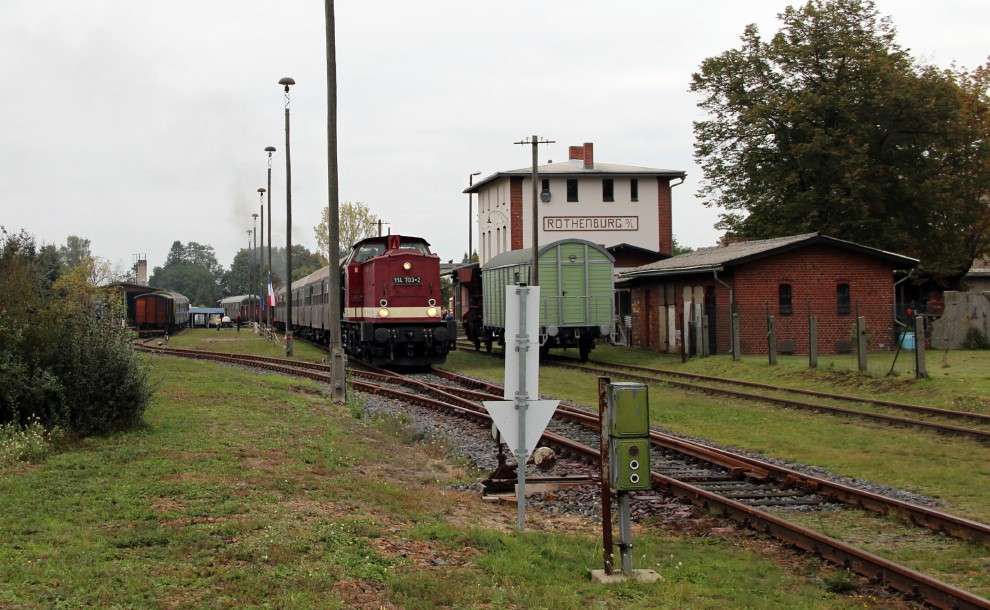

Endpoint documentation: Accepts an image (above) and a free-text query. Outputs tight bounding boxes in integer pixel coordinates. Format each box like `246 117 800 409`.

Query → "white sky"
1 0 986 271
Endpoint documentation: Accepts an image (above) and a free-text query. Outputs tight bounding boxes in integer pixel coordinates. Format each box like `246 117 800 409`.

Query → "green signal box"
610 438 651 491
605 382 651 492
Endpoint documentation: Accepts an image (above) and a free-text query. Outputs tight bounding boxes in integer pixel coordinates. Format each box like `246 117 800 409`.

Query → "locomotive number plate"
393 276 422 285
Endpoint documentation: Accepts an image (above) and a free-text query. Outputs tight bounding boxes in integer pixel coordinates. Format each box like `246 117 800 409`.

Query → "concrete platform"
590 569 661 584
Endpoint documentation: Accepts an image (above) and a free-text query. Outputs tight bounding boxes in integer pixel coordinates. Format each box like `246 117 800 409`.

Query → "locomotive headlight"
378 307 390 318
402 261 412 271
427 306 439 317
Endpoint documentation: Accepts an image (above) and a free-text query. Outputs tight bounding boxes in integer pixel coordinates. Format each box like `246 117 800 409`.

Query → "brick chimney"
568 146 584 161
135 258 148 286
657 178 673 257
582 142 593 169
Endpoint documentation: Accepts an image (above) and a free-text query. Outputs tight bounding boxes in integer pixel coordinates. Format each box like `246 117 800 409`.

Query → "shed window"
837 283 851 315
602 179 614 202
778 284 793 316
630 178 638 202
566 179 578 202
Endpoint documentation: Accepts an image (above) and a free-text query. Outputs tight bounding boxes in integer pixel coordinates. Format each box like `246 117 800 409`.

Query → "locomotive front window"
353 243 385 263
398 239 430 254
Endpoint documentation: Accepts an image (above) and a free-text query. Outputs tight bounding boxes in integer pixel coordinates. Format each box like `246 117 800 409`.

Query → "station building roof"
463 160 686 194
620 233 918 280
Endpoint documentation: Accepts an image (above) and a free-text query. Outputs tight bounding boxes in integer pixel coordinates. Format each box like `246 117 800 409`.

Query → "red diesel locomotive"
274 234 456 366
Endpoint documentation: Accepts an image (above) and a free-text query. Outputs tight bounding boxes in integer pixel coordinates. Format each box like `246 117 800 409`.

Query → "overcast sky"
1 0 986 273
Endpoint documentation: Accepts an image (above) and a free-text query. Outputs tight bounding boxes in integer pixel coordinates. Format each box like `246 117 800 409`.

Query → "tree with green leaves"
691 0 990 279
315 201 380 261
57 235 92 269
222 245 324 297
150 241 225 305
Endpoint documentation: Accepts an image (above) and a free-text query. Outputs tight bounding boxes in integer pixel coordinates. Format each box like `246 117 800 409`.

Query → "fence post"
767 314 777 366
701 315 710 357
856 316 868 373
915 315 927 379
695 305 705 357
731 312 741 361
808 315 818 369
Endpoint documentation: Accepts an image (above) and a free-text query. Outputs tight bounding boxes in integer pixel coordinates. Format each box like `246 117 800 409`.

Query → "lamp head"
252 213 259 220
278 76 295 92
265 146 276 153
257 187 266 194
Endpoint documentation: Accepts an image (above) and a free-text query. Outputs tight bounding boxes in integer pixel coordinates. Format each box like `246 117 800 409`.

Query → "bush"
0 228 152 434
962 327 990 350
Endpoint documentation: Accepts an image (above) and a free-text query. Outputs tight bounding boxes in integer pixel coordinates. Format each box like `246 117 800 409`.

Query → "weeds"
0 416 64 466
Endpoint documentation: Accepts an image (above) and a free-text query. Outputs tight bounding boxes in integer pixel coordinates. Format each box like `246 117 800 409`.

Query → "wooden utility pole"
324 0 346 403
514 135 554 285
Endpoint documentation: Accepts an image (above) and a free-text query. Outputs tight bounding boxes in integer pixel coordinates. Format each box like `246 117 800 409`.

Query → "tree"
671 237 694 256
150 240 225 305
222 245 324 296
691 0 990 279
57 235 92 269
315 201 379 261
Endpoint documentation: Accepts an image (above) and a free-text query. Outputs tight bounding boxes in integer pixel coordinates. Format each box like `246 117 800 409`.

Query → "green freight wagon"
481 239 615 361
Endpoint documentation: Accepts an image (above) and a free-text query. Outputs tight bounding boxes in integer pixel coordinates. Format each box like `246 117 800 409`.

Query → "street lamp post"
257 188 266 326
279 76 295 356
252 212 259 324
468 171 481 262
265 146 276 330
246 229 254 322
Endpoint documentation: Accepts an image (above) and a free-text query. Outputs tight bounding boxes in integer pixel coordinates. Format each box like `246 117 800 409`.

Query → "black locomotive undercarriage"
342 320 457 366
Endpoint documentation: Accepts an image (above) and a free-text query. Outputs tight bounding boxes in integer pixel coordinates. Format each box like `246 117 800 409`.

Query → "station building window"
778 283 793 315
495 228 500 254
837 283 851 315
502 226 507 251
541 179 551 201
630 178 638 202
602 179 614 202
566 179 578 202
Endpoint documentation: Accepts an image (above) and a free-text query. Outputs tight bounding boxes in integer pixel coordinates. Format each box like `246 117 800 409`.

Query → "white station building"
464 142 686 270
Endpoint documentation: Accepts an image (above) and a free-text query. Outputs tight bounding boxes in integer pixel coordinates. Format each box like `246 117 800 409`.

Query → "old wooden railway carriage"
134 290 190 332
479 239 614 361
219 294 261 323
274 235 456 366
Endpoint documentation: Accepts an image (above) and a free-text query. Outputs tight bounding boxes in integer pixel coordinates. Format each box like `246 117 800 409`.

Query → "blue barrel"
900 330 916 350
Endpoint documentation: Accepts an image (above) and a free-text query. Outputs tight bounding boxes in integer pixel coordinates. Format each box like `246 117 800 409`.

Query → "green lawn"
0 354 896 609
167 327 327 363
564 344 990 415
442 350 990 525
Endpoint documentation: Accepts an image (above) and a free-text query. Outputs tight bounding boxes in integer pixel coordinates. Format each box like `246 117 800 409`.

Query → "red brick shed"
617 233 917 355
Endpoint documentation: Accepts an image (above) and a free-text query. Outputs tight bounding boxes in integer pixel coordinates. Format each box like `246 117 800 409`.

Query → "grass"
0 354 898 608
166 327 327 363
442 349 990 525
566 344 990 415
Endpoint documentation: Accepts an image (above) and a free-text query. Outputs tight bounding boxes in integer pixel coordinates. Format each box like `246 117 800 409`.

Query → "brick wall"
732 245 896 354
510 177 523 250
657 178 672 256
628 245 899 355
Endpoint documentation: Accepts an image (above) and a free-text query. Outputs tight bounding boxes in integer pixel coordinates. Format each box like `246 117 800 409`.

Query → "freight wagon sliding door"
559 243 587 325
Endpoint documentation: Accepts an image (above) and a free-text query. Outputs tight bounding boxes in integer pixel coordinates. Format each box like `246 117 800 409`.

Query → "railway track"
137 343 990 609
454 340 990 443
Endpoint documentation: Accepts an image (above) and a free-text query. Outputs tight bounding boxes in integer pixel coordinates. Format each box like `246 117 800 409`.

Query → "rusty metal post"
731 312 740 361
856 316 867 373
767 314 777 365
808 315 818 369
598 376 614 575
915 315 927 379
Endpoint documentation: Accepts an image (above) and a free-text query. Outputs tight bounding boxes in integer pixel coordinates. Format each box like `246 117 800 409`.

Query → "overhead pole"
467 171 480 261
279 76 295 356
265 146 276 329
324 0 346 403
256 193 265 323
514 135 554 286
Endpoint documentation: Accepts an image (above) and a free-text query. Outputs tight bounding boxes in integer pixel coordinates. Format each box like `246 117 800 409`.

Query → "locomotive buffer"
482 284 559 531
